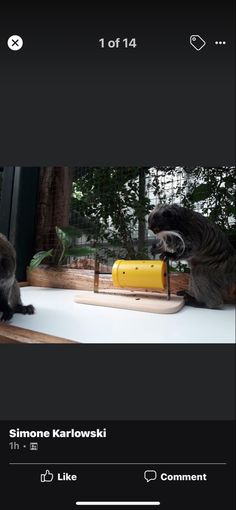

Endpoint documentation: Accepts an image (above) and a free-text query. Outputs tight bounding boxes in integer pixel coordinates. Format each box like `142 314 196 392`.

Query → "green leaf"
55 226 71 248
189 183 211 202
64 247 96 257
58 225 83 238
29 249 53 270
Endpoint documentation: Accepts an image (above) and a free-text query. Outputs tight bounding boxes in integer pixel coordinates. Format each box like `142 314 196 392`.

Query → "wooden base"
74 290 184 314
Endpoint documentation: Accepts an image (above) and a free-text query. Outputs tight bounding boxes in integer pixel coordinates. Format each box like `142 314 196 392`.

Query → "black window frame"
0 167 40 280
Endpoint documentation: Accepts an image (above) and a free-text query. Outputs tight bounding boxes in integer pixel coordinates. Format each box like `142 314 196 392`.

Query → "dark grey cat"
148 204 236 309
0 233 35 321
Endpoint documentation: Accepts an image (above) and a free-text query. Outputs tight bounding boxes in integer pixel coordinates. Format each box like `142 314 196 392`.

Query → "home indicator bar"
75 503 161 507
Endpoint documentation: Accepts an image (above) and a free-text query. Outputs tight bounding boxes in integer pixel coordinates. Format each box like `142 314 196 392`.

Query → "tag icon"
190 35 206 51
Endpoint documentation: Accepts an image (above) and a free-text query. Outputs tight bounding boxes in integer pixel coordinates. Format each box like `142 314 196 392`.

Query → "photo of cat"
0 167 235 343
148 204 236 309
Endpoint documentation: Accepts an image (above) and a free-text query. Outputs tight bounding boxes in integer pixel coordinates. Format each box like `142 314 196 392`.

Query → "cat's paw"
176 290 187 297
160 251 178 261
160 252 170 261
24 304 35 315
0 309 13 322
177 291 206 308
14 304 35 315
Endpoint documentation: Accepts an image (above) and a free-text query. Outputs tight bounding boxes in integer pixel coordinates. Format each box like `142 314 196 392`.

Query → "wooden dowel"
94 256 100 293
166 258 171 301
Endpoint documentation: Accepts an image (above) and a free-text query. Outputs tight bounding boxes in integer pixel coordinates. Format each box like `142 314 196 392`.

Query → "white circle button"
7 35 23 51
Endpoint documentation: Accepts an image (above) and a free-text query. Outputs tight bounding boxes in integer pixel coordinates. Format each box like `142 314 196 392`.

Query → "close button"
7 35 24 51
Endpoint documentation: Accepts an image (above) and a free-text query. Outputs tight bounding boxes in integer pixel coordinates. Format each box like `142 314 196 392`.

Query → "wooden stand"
74 257 185 314
74 289 184 314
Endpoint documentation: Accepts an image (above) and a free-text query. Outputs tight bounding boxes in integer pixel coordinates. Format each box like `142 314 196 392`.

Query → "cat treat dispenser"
74 257 184 314
112 259 170 298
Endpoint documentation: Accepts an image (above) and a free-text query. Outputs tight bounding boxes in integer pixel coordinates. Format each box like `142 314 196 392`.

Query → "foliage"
184 168 235 234
149 167 236 234
29 226 95 269
71 167 152 259
70 167 235 269
29 249 54 270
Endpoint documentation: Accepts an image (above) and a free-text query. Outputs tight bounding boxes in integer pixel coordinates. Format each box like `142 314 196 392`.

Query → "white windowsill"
7 286 236 344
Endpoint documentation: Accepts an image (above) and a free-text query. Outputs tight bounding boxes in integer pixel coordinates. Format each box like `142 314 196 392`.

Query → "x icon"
7 34 23 51
12 38 19 46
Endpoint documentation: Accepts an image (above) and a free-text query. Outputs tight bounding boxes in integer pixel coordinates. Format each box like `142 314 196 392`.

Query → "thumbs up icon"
40 470 54 483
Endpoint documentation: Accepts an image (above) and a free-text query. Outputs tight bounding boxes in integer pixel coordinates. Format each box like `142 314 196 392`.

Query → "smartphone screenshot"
0 2 235 509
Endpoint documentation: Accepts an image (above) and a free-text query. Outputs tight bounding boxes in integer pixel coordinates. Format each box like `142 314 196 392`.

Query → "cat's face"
148 205 194 259
148 205 178 233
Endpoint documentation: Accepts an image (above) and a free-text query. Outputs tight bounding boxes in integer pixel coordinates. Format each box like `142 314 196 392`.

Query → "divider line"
9 462 227 466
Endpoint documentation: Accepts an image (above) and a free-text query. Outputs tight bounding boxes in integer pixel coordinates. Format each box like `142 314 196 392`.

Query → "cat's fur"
0 233 35 321
148 204 236 308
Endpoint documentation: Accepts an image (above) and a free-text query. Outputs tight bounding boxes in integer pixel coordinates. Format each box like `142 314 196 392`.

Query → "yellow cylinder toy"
112 260 167 290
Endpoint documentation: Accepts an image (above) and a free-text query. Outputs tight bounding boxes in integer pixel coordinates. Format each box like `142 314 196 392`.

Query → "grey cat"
148 204 236 309
0 233 35 321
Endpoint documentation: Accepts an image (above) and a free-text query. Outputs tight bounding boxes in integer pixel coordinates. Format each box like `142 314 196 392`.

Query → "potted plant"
27 226 114 291
27 226 102 290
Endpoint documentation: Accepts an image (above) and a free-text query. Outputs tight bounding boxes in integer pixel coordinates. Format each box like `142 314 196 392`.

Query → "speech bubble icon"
144 469 157 482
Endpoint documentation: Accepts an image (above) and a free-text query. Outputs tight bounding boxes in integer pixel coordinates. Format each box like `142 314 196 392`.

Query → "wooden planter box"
27 266 114 291
168 272 190 294
27 266 190 294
